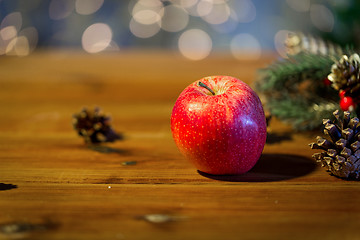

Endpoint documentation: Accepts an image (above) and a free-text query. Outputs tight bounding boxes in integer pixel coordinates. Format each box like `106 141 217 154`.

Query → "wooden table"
0 51 359 240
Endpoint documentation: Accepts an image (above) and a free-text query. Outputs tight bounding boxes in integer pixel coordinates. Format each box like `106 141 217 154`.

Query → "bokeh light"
132 0 162 25
201 1 230 25
129 0 163 38
49 0 74 20
75 0 104 15
0 1 351 58
310 4 334 32
178 29 212 60
129 18 161 38
230 33 261 60
286 0 310 12
181 0 201 16
1 12 22 32
0 26 17 41
0 11 37 56
160 5 189 32
231 0 256 23
177 0 198 9
274 30 292 58
196 0 213 17
133 9 161 25
211 9 238 34
82 23 113 53
131 0 163 19
6 36 29 56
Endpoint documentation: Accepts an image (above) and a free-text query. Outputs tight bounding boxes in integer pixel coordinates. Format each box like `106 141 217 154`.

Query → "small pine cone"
327 53 360 94
309 110 360 179
72 107 122 144
285 32 343 56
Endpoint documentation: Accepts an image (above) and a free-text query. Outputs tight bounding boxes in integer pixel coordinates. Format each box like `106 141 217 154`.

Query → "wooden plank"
0 51 359 240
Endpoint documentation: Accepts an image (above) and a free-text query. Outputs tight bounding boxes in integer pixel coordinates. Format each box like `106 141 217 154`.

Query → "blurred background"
0 0 359 60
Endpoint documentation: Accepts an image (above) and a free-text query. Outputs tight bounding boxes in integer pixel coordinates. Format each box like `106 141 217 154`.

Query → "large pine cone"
310 110 360 179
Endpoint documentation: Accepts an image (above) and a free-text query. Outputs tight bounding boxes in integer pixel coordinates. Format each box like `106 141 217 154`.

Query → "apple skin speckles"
170 76 267 175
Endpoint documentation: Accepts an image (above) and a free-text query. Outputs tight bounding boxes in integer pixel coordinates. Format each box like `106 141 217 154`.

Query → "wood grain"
0 50 359 240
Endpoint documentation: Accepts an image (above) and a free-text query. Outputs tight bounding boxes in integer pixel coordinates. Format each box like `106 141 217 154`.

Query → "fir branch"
256 52 341 130
268 97 339 130
255 30 359 131
257 53 336 93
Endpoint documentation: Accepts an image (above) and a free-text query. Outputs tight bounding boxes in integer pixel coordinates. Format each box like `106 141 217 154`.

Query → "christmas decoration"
256 32 356 130
309 110 360 180
339 96 355 111
72 107 122 144
171 76 266 175
285 32 343 56
327 53 360 113
256 51 340 130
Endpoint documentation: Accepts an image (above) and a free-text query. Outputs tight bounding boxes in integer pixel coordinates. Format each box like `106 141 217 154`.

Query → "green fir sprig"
256 52 341 130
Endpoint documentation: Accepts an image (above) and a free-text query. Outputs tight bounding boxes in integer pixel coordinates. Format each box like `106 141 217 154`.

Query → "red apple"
171 76 267 175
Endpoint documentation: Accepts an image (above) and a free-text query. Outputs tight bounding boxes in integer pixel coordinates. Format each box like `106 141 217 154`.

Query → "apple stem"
198 81 215 95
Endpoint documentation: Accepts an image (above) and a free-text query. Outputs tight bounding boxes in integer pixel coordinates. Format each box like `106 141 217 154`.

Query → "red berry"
323 77 331 86
340 96 355 111
339 90 346 99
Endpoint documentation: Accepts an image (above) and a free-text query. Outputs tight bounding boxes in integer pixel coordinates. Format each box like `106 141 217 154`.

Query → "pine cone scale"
350 141 360 152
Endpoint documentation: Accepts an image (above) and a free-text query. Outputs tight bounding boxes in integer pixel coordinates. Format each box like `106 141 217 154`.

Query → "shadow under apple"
198 154 317 182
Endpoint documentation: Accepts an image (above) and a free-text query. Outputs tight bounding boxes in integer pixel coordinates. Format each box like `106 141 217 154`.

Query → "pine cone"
285 32 343 56
72 107 122 144
309 110 360 179
328 53 360 93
